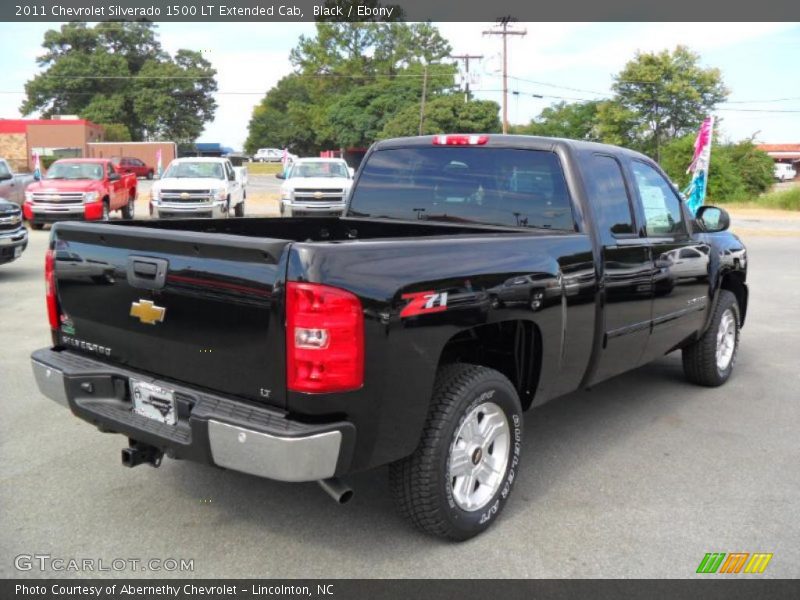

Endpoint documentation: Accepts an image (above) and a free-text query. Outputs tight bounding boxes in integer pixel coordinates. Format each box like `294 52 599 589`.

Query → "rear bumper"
31 348 355 482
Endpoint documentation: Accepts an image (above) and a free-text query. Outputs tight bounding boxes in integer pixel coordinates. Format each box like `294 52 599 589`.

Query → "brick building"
0 117 105 172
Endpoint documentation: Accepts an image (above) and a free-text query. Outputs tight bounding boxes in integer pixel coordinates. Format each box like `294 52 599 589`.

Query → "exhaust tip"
318 477 353 504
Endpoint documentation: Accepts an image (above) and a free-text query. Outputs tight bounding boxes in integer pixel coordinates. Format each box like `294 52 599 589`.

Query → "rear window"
347 147 575 230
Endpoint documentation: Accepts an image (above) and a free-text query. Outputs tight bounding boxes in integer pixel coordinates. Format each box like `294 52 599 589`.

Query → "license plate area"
130 379 177 425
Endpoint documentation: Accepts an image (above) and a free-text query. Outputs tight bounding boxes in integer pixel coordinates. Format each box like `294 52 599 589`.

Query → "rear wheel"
389 364 523 540
121 195 135 219
234 196 245 217
146 170 154 180
682 290 740 386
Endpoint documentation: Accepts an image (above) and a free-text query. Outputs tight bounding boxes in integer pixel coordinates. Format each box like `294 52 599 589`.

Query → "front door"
627 159 710 364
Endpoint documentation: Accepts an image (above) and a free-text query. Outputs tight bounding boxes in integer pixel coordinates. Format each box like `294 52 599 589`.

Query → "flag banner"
684 116 714 215
156 149 163 179
32 151 41 179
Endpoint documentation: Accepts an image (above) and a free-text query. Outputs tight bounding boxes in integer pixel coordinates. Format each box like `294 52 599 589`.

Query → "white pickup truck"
149 157 247 219
0 158 35 207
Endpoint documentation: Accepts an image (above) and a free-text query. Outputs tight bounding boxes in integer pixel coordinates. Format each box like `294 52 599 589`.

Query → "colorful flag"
281 148 289 176
156 148 163 179
32 151 41 179
683 116 714 215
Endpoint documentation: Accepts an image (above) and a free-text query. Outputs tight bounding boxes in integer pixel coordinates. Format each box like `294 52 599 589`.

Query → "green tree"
380 96 501 138
100 123 132 142
610 45 728 160
247 21 456 154
515 100 602 140
21 22 217 142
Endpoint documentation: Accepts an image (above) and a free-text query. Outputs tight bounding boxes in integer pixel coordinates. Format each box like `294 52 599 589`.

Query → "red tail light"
45 249 60 330
286 282 364 393
432 134 489 146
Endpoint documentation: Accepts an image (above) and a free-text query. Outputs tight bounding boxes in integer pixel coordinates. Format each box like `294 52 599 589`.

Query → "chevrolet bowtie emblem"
313 191 323 198
130 299 166 325
180 192 190 199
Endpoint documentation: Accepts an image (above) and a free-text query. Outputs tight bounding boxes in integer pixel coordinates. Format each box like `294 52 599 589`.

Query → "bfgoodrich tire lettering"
389 364 523 541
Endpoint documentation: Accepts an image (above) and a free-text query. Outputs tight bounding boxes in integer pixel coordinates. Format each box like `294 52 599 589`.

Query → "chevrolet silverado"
31 135 748 540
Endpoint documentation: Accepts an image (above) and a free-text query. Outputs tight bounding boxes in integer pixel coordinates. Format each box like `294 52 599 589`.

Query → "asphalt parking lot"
1 225 798 579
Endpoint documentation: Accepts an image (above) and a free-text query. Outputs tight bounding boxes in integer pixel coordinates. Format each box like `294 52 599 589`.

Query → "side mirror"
696 205 730 233
275 172 285 179
108 172 121 181
0 172 12 181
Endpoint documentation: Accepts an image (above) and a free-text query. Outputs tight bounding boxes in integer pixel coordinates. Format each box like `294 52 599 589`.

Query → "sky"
0 22 798 150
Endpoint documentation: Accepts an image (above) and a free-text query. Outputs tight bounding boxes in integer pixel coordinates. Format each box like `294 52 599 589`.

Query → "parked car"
31 134 748 541
774 162 797 182
111 157 155 180
253 148 297 163
278 157 354 217
0 197 27 264
23 159 137 229
0 158 36 206
149 157 246 219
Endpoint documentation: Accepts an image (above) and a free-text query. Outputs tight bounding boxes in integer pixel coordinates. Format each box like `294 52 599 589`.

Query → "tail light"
432 135 489 146
286 282 364 393
45 248 60 330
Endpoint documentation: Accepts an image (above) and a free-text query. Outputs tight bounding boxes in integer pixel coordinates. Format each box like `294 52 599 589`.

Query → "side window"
225 162 235 180
585 154 634 238
631 161 685 236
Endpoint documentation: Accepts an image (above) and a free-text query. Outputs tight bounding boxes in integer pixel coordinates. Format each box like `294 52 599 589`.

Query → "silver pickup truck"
0 158 35 206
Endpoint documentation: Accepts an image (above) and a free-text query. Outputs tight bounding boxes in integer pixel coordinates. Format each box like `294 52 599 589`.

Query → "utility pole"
419 63 429 136
450 53 484 102
483 17 526 134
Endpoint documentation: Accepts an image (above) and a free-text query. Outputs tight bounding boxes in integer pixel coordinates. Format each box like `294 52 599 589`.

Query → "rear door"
583 153 653 383
52 223 290 406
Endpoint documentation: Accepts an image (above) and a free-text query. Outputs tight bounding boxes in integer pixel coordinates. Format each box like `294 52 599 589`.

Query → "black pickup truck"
32 135 748 540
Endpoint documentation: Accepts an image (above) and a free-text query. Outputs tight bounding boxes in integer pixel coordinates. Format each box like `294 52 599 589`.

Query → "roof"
757 144 800 153
294 157 349 163
0 118 98 134
51 157 112 163
171 156 229 162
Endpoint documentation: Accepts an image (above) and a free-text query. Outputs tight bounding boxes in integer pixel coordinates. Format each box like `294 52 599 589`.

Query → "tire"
682 290 740 387
389 364 523 541
147 171 154 180
121 195 135 219
234 199 245 217
101 201 110 221
31 223 44 231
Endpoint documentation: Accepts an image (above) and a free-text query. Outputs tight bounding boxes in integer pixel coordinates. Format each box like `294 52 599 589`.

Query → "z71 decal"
400 291 449 318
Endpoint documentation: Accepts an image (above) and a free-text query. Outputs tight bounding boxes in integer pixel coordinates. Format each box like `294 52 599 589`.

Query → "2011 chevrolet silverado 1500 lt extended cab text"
31 135 748 540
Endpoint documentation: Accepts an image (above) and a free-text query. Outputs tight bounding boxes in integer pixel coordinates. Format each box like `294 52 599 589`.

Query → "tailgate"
50 222 289 407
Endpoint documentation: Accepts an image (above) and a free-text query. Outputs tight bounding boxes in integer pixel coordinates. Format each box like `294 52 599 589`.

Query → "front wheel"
682 290 740 386
234 197 245 217
101 201 110 221
389 364 523 541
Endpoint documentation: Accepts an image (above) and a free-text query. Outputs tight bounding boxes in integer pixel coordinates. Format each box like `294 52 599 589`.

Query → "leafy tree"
21 22 217 142
515 100 602 140
610 45 728 160
380 96 501 138
100 123 132 142
247 21 456 154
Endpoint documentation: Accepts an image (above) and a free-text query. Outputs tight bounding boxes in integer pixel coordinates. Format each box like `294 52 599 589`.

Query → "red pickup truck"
23 158 137 229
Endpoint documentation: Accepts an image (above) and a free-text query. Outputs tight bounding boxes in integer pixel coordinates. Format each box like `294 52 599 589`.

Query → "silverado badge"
130 299 166 325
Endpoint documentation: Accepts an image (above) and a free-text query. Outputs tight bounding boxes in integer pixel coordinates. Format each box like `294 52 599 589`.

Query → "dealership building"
757 143 800 180
0 116 105 172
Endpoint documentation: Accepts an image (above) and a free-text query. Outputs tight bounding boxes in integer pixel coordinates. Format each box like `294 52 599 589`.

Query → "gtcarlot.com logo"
14 553 194 573
696 552 773 574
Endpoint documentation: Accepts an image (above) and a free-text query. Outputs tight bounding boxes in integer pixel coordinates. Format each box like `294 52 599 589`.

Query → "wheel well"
437 320 542 410
720 271 747 325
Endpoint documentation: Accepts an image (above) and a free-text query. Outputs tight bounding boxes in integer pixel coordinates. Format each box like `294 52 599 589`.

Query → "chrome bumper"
0 226 28 246
31 351 349 482
281 200 346 216
152 201 227 218
30 203 85 214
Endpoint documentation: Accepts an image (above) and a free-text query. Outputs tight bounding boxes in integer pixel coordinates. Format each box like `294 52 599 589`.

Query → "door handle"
127 256 168 290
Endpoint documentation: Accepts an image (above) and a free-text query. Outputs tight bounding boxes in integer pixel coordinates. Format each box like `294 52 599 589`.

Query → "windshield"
289 162 349 179
163 162 224 179
45 162 104 181
0 162 10 178
348 147 575 230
